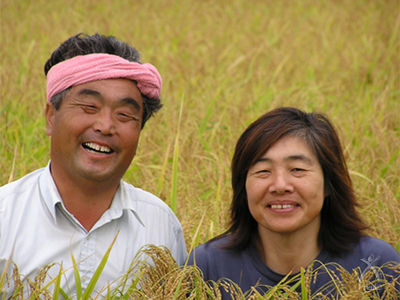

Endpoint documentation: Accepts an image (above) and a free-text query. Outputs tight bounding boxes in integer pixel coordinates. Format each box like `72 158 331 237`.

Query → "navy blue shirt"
187 235 400 299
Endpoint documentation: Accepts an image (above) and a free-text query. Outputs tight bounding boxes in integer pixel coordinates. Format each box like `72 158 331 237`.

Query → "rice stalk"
170 95 184 214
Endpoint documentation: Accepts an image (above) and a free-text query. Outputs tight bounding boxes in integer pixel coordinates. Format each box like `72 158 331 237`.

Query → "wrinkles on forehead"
77 88 142 113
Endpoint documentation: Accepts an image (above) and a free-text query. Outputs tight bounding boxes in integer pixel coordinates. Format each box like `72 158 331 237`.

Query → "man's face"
46 78 143 186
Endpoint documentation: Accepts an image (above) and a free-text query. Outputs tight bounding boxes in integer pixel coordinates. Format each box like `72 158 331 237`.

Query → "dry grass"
2 245 399 299
1 0 399 298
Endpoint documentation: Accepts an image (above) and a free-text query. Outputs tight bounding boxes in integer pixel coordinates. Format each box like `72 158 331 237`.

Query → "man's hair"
44 33 162 128
214 107 368 255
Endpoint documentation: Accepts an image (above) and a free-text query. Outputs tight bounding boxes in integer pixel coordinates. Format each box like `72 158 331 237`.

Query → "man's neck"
51 167 119 232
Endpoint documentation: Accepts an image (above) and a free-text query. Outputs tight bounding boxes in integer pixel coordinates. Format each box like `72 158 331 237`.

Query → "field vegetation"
1 0 399 298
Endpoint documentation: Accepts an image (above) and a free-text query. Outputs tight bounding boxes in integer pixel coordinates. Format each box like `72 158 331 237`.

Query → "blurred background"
1 0 399 250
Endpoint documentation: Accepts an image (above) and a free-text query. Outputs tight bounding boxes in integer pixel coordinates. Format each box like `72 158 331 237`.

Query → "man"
0 33 187 297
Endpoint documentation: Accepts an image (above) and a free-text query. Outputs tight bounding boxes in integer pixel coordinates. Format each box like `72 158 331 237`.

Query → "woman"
187 107 399 298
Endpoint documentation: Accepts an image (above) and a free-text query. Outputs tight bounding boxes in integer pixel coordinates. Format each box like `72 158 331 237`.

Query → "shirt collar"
39 162 62 223
107 180 145 227
38 161 144 227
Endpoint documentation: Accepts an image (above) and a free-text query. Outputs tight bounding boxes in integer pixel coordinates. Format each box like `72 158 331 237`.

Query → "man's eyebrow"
76 89 142 112
119 97 142 112
77 89 101 97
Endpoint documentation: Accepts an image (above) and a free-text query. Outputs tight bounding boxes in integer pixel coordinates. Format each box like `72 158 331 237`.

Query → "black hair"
44 33 162 128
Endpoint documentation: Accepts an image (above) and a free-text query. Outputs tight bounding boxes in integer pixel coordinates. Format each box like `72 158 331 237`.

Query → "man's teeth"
270 204 295 209
83 142 112 153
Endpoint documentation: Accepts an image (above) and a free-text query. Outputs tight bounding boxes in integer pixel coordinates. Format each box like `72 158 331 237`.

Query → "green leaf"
81 232 119 299
71 249 82 299
52 263 63 300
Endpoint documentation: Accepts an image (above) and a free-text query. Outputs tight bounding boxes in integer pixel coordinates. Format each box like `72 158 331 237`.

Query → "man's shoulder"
120 181 175 214
0 168 45 201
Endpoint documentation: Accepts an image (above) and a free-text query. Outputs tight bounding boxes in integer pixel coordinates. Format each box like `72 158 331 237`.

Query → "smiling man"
0 33 186 297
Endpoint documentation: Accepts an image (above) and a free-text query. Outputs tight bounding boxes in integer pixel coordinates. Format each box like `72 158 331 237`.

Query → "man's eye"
82 105 98 113
292 168 305 172
118 113 139 122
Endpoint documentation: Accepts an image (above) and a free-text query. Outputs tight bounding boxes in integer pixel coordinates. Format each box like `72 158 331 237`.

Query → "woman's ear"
45 102 55 136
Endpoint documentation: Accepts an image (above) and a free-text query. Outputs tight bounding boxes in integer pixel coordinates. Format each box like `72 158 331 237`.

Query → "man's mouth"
82 142 113 154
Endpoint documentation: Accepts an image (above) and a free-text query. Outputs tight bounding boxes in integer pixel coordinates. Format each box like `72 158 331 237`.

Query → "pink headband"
46 53 162 102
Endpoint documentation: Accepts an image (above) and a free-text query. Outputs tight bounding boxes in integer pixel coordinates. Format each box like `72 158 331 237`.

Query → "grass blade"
81 231 119 299
189 208 208 254
156 140 172 197
52 263 63 300
71 250 82 299
170 96 184 213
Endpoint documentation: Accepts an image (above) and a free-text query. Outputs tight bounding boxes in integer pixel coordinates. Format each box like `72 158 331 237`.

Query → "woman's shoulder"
190 235 235 257
187 235 246 266
329 235 400 268
356 235 400 261
187 234 257 283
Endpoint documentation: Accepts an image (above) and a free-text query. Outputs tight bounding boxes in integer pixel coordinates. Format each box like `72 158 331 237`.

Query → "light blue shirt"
0 163 187 297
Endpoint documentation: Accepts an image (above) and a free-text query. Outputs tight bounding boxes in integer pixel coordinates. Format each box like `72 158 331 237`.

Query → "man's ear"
45 102 55 136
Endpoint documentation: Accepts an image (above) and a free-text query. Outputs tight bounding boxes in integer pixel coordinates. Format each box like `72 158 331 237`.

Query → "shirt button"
82 276 88 282
86 235 90 240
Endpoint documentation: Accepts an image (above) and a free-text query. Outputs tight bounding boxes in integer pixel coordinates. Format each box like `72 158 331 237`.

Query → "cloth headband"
46 53 162 102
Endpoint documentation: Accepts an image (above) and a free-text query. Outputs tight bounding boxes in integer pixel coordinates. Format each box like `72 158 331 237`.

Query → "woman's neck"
256 227 322 275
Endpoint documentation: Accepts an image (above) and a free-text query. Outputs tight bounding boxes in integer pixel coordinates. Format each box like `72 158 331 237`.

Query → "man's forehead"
71 79 143 109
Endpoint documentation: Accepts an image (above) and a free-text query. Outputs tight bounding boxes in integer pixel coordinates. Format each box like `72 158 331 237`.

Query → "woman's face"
245 135 325 238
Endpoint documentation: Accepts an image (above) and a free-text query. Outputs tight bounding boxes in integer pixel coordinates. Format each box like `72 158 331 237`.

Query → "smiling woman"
245 135 325 275
187 107 400 299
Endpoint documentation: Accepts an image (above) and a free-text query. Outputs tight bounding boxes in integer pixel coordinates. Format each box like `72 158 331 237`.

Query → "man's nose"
93 110 116 136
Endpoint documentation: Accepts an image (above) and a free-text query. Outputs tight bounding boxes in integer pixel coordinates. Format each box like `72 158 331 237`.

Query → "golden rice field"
1 0 399 298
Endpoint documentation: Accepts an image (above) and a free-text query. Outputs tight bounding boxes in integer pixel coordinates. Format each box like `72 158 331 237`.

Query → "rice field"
1 0 399 298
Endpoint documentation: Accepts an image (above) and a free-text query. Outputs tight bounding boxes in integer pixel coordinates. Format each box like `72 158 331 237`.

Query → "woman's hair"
44 33 162 128
214 107 367 255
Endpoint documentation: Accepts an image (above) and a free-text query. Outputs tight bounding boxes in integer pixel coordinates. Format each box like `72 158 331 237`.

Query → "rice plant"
2 244 399 299
1 0 399 298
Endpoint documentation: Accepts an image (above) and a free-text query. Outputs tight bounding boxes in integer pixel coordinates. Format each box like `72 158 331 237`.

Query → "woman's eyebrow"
285 154 313 164
256 154 313 164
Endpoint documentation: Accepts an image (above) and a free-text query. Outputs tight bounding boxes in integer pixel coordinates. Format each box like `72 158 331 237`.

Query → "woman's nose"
269 172 294 194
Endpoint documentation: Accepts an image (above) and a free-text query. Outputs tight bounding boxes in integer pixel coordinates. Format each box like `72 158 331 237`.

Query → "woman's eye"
257 170 271 174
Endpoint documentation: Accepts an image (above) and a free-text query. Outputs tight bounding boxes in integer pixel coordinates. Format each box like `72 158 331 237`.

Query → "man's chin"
77 167 120 184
